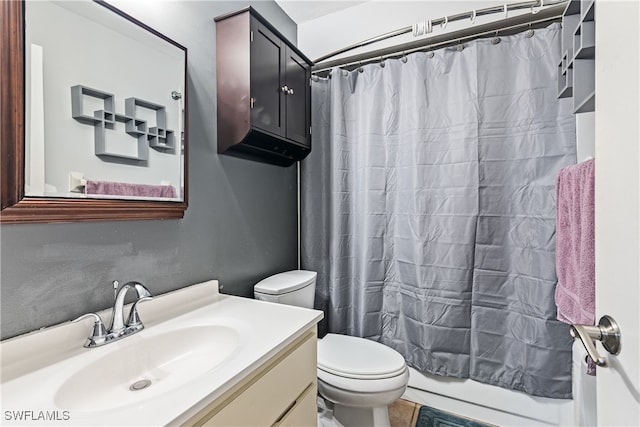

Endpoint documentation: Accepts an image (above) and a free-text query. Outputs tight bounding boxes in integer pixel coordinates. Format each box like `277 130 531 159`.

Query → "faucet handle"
126 296 153 328
73 313 108 347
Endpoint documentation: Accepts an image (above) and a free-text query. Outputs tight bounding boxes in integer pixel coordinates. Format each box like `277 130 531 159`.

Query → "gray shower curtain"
301 24 576 399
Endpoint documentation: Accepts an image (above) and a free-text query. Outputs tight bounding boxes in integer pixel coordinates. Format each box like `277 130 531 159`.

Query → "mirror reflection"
24 0 185 201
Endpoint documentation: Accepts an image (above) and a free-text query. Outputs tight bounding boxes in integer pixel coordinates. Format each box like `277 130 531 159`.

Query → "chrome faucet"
74 280 153 348
109 281 153 334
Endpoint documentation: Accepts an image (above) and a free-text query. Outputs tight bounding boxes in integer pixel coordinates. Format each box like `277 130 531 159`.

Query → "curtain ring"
491 30 501 44
440 16 448 30
400 51 408 63
503 4 508 18
379 56 385 68
525 17 535 38
413 23 423 37
426 19 432 34
532 0 544 14
470 10 476 24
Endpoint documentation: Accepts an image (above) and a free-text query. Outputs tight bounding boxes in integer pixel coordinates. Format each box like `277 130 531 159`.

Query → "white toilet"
255 270 409 427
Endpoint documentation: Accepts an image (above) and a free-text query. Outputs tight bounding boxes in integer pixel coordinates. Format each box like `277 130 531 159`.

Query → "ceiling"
274 0 369 24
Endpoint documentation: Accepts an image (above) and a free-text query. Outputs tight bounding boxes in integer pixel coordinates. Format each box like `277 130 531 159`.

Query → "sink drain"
129 379 152 391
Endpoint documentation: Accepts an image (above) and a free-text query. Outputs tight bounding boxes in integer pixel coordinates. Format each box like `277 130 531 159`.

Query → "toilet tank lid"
254 270 317 295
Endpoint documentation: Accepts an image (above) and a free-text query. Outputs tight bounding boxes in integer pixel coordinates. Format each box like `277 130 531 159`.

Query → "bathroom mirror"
0 0 188 223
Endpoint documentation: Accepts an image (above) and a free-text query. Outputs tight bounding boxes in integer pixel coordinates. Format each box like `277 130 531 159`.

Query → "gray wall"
0 1 299 340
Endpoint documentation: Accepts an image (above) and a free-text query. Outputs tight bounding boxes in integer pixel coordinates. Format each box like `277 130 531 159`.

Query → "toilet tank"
254 270 317 309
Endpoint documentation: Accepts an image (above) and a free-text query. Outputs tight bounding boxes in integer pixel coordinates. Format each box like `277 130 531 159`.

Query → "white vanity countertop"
0 280 323 426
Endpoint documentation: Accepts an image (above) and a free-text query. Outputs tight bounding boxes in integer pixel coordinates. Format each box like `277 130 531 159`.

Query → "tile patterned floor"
388 399 421 427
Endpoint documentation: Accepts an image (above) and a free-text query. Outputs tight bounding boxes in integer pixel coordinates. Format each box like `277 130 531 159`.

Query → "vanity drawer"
189 328 317 426
273 382 317 427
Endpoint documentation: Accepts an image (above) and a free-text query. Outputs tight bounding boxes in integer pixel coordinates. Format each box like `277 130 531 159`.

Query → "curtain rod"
312 2 566 73
313 0 568 63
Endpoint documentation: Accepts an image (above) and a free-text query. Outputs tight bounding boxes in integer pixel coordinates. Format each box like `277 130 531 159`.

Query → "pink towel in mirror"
85 180 177 198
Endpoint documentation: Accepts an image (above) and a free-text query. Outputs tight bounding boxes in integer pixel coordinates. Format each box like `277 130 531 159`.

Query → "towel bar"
570 315 621 367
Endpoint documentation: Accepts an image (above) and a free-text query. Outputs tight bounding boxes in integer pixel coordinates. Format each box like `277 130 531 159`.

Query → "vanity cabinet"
184 328 317 426
215 7 312 167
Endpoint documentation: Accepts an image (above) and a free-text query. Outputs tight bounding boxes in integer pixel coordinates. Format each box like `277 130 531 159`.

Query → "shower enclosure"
301 3 579 421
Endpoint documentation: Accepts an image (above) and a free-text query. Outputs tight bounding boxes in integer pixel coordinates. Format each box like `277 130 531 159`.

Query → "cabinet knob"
288 88 294 95
281 85 289 93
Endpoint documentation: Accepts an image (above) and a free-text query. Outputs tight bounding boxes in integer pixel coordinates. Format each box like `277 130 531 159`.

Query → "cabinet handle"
281 85 289 93
288 88 294 95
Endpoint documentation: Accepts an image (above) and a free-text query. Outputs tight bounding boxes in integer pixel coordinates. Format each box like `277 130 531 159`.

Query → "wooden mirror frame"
0 1 188 224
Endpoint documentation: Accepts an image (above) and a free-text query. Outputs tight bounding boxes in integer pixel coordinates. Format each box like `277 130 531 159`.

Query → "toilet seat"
317 365 409 394
318 334 407 378
317 334 409 393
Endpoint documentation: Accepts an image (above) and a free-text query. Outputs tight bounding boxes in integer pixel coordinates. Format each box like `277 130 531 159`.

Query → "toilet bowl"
317 333 409 427
254 270 409 427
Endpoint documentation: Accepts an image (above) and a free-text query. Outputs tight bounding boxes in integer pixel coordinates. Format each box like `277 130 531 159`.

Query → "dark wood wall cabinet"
215 7 313 167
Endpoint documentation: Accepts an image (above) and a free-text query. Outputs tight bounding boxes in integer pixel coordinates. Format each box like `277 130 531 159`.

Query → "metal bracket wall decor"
71 85 175 163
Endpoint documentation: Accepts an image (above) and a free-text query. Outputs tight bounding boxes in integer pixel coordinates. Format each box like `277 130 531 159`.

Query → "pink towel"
85 180 177 198
554 158 595 374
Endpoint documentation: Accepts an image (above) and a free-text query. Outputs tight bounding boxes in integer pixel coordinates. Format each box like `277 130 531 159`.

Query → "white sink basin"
1 280 323 426
55 325 239 413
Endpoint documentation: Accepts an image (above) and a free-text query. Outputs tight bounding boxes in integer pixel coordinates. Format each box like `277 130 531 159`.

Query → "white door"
594 1 640 425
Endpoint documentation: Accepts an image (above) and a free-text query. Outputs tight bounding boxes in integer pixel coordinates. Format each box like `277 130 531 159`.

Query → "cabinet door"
193 331 317 427
284 48 310 146
250 17 285 137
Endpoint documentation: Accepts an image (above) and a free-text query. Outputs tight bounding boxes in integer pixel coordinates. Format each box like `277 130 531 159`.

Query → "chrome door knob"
570 315 621 367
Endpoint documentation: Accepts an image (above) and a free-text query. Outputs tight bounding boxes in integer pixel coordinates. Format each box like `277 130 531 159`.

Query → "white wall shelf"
558 0 595 112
